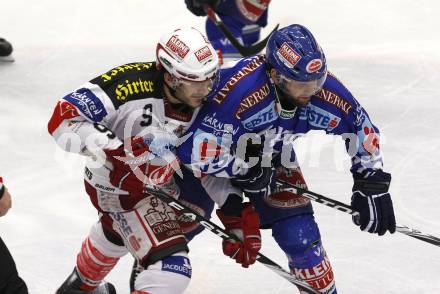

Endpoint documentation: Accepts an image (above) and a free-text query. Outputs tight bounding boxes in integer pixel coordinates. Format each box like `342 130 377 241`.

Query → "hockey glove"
105 137 176 194
185 0 220 16
231 164 276 197
351 169 396 236
232 140 276 196
216 196 261 268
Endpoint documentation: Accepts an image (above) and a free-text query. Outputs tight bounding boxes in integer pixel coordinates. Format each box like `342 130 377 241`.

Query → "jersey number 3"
141 104 153 127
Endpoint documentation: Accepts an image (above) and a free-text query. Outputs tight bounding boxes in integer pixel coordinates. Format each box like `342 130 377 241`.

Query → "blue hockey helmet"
266 24 327 82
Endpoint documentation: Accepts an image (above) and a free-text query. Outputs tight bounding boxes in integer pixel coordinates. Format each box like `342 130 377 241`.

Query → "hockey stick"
144 186 320 294
275 179 440 247
205 6 279 57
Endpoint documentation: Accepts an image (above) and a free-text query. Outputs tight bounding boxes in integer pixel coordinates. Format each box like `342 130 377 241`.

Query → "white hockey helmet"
156 27 219 82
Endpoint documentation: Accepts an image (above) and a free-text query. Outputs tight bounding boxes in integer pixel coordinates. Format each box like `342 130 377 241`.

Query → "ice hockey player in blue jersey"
185 0 270 63
176 24 396 293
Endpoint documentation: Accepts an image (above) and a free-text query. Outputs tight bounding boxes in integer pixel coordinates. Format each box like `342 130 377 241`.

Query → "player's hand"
231 165 275 196
105 137 176 194
185 0 220 16
351 170 396 236
0 188 12 217
216 203 261 268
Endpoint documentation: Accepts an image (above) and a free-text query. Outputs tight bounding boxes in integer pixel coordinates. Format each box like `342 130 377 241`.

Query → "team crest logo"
277 42 301 68
166 35 190 59
306 59 323 73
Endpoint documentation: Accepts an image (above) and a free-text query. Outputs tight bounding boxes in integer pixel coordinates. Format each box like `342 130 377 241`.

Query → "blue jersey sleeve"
204 0 270 55
306 73 384 173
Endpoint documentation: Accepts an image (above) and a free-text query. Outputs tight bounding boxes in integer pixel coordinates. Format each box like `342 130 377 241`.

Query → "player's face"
175 78 215 108
272 69 327 107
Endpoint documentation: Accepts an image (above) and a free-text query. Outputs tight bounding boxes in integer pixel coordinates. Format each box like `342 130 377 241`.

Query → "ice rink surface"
1 1 440 293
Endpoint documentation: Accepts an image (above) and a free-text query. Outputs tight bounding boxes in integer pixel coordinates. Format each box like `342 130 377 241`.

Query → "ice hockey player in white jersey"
48 27 225 294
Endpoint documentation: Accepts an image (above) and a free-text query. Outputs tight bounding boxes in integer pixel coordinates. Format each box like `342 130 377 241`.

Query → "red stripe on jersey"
242 0 270 18
47 100 80 134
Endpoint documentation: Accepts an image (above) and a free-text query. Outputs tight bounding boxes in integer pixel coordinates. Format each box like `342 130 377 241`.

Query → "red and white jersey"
48 62 200 201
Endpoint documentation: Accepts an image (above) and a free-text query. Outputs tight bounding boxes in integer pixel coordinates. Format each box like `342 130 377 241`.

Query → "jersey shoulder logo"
90 62 162 109
63 88 107 122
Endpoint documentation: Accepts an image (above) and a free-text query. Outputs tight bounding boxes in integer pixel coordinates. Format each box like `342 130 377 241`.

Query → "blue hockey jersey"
205 0 270 58
177 55 384 178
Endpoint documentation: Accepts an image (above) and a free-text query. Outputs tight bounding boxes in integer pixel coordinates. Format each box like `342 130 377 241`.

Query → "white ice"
1 1 440 293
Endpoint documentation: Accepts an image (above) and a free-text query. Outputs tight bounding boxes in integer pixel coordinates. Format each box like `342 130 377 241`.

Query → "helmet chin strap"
269 73 298 118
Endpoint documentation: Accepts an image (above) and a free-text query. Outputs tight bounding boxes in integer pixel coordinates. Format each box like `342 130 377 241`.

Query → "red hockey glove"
216 203 261 268
104 137 176 194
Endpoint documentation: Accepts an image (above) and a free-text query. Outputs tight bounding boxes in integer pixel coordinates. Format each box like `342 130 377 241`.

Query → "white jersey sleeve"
48 82 122 156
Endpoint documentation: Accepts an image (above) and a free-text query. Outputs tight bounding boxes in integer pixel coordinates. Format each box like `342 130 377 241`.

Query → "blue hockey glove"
184 0 220 16
351 170 396 236
231 164 275 196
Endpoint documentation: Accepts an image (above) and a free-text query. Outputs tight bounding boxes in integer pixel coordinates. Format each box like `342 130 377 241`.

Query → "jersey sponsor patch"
114 78 155 101
98 62 154 83
201 112 239 135
110 212 134 238
213 56 265 104
242 101 277 130
235 82 270 118
161 256 192 278
89 62 162 109
277 42 301 68
141 195 183 244
314 88 353 114
299 104 341 131
63 88 107 122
